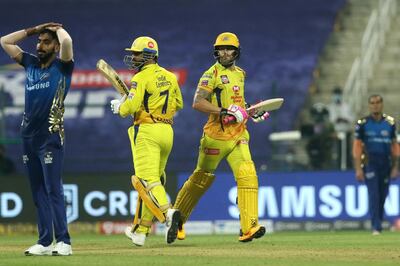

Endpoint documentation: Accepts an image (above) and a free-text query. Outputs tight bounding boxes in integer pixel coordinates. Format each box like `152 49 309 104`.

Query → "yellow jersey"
197 62 246 140
120 64 183 125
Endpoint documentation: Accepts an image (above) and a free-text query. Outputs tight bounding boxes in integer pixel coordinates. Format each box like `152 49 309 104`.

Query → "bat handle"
223 115 236 124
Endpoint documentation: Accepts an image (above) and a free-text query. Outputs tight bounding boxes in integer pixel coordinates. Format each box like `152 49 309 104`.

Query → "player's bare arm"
192 88 221 114
0 22 62 63
55 27 73 62
352 139 365 181
390 140 399 178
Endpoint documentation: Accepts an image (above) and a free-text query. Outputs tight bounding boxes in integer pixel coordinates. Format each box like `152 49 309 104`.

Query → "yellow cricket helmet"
214 32 240 49
125 36 159 57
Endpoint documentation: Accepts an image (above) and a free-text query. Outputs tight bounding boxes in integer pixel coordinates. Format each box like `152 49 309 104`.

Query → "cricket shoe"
372 230 381 236
165 209 181 244
52 241 72 256
125 226 147 246
125 226 134 240
24 244 52 256
238 225 266 242
177 222 186 240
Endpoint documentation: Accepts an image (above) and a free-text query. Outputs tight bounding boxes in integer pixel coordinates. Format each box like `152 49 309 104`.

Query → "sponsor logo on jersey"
201 80 208 86
237 139 248 145
381 130 389 137
44 152 53 164
131 81 138 89
365 171 375 179
204 148 220 155
201 73 213 79
232 85 240 92
26 81 50 91
220 75 229 84
128 91 135 99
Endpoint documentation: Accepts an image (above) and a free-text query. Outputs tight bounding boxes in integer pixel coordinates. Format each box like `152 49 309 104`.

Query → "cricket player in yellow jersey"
174 32 269 242
110 36 183 246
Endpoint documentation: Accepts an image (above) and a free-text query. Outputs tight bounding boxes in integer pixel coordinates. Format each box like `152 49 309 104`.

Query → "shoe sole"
239 226 266 243
52 252 72 256
166 210 181 244
25 252 51 256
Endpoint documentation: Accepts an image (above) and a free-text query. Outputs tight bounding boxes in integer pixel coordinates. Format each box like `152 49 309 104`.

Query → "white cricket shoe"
125 226 134 240
131 232 146 246
24 244 52 256
165 208 181 244
52 241 72 256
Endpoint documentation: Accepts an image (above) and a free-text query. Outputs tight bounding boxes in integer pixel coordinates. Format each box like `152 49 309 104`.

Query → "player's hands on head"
226 104 248 123
27 22 63 36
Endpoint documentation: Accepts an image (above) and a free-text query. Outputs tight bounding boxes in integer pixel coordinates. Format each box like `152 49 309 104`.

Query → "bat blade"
96 59 130 96
222 98 284 124
246 98 284 114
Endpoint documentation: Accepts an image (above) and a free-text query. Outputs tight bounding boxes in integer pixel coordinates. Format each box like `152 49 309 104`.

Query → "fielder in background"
0 22 74 255
353 95 399 235
173 32 269 242
110 36 183 246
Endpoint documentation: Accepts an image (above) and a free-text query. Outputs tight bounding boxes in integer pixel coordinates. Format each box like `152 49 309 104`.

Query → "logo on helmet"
222 36 229 41
148 42 154 48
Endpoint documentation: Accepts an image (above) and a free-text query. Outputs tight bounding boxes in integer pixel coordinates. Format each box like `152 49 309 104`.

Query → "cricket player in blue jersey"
0 22 74 255
353 95 399 235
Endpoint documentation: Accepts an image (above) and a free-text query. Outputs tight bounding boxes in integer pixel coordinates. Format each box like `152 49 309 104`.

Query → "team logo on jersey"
131 81 138 89
148 41 154 48
204 147 220 155
201 73 212 79
22 155 29 164
39 72 50 81
381 130 389 136
201 80 209 86
44 152 53 164
232 85 240 92
220 75 229 84
63 184 79 223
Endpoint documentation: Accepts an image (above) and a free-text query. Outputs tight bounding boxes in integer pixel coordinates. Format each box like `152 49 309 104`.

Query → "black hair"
39 29 59 44
368 94 383 103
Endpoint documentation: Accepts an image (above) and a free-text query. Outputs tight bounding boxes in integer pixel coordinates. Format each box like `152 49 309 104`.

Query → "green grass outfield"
0 231 400 266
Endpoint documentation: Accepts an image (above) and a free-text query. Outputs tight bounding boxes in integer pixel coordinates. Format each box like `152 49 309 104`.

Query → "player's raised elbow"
0 36 7 50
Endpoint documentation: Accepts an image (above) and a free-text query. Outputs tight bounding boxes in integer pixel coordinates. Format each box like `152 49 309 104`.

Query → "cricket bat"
96 59 130 96
223 98 284 124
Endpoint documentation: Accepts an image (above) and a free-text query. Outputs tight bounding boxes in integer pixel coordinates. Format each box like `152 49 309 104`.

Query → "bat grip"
223 115 236 124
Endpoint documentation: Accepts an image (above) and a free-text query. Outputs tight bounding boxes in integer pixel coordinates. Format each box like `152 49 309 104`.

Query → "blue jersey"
21 52 74 137
354 114 396 161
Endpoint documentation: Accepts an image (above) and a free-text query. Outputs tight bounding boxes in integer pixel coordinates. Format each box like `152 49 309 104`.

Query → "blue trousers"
364 157 391 232
22 133 70 246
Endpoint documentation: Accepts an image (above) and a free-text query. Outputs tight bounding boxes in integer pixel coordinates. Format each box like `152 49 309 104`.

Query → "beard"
37 50 55 64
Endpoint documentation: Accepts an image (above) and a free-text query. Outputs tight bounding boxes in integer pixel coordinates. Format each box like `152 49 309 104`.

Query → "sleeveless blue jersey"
20 52 74 137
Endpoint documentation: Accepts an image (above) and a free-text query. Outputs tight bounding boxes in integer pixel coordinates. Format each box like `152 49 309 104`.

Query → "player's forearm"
0 30 25 59
192 97 221 114
56 28 73 61
391 154 399 171
353 157 363 172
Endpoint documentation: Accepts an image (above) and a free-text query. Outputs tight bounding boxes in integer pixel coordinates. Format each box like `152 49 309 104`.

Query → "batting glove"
226 104 249 123
110 95 126 114
251 111 270 123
